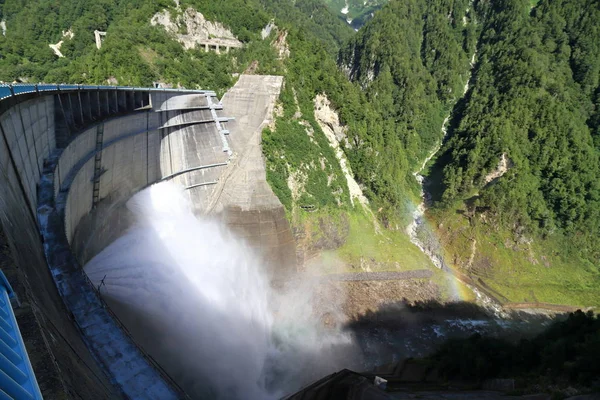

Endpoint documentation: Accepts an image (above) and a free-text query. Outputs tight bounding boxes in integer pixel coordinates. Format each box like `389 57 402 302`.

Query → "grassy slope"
429 203 600 307
425 150 598 308
290 206 468 301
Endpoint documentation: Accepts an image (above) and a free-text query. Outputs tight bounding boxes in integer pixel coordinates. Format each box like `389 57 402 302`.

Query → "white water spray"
85 182 356 399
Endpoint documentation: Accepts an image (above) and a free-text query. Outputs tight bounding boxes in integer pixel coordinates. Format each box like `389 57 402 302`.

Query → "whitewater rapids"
84 182 356 399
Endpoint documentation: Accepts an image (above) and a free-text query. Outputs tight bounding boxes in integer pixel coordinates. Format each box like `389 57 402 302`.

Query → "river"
403 50 506 314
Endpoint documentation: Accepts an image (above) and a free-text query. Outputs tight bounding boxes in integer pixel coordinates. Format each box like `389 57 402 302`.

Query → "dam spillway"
0 82 565 400
0 77 298 399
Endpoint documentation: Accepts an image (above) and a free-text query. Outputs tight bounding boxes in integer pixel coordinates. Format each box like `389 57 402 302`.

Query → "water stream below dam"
404 50 504 313
82 181 556 399
84 182 362 399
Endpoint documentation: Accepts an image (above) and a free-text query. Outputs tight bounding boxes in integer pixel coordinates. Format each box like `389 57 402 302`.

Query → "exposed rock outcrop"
49 41 65 58
151 8 242 51
261 20 276 40
49 28 75 58
314 94 369 208
484 153 511 184
272 29 290 60
63 28 74 39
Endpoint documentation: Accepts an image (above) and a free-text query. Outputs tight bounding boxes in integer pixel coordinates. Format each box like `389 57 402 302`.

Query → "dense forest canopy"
337 0 478 219
436 0 600 260
337 0 599 264
0 0 598 302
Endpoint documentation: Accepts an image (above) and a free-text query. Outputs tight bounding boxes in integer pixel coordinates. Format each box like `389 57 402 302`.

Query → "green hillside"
321 0 388 28
0 0 598 306
339 0 600 306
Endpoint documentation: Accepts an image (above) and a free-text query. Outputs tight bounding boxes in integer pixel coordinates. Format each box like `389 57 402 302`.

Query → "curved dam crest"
0 77 300 399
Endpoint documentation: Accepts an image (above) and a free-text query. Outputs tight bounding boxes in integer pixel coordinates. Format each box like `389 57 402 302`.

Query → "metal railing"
81 272 191 400
0 83 216 101
0 271 43 400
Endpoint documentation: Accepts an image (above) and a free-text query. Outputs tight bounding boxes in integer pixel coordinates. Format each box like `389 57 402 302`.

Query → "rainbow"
405 196 475 303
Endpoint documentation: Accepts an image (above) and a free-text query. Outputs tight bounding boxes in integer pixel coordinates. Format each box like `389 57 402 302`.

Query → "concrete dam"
0 76 301 399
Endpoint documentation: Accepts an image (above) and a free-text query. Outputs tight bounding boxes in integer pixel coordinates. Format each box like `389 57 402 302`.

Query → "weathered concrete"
0 80 295 398
0 86 224 399
70 77 296 280
66 93 228 259
0 93 120 399
212 75 297 279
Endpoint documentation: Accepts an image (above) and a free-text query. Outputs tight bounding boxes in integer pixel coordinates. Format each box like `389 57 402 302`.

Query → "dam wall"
214 75 297 278
0 88 121 398
0 78 294 399
68 101 230 265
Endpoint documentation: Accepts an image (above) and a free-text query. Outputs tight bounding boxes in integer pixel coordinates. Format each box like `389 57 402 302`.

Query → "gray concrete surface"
0 93 120 399
213 75 297 278
70 76 296 280
0 79 298 398
68 93 230 263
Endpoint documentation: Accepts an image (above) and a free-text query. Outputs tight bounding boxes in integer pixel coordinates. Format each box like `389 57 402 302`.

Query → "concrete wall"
0 97 55 213
0 88 193 399
62 78 296 398
0 80 295 399
70 77 297 279
67 99 230 264
68 126 163 263
216 75 297 279
0 95 120 399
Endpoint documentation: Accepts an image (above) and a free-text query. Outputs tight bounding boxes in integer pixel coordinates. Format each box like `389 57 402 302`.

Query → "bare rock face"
484 153 511 184
272 30 290 60
151 8 242 51
49 41 65 58
151 9 178 33
49 28 75 58
261 20 276 40
314 94 347 144
314 94 370 209
62 28 74 39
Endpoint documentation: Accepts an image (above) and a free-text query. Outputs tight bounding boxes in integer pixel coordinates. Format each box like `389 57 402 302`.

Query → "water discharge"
85 182 356 399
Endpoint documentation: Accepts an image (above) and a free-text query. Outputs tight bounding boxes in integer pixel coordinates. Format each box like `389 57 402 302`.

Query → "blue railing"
0 83 216 102
0 271 42 400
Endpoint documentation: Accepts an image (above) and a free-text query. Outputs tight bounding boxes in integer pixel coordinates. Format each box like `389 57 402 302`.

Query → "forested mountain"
337 0 477 219
440 0 600 241
338 0 600 305
0 0 271 89
321 0 387 29
0 0 598 305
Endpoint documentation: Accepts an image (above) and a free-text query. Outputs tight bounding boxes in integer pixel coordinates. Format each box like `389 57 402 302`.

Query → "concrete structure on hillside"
0 79 295 399
94 30 106 49
200 39 242 53
214 75 296 278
